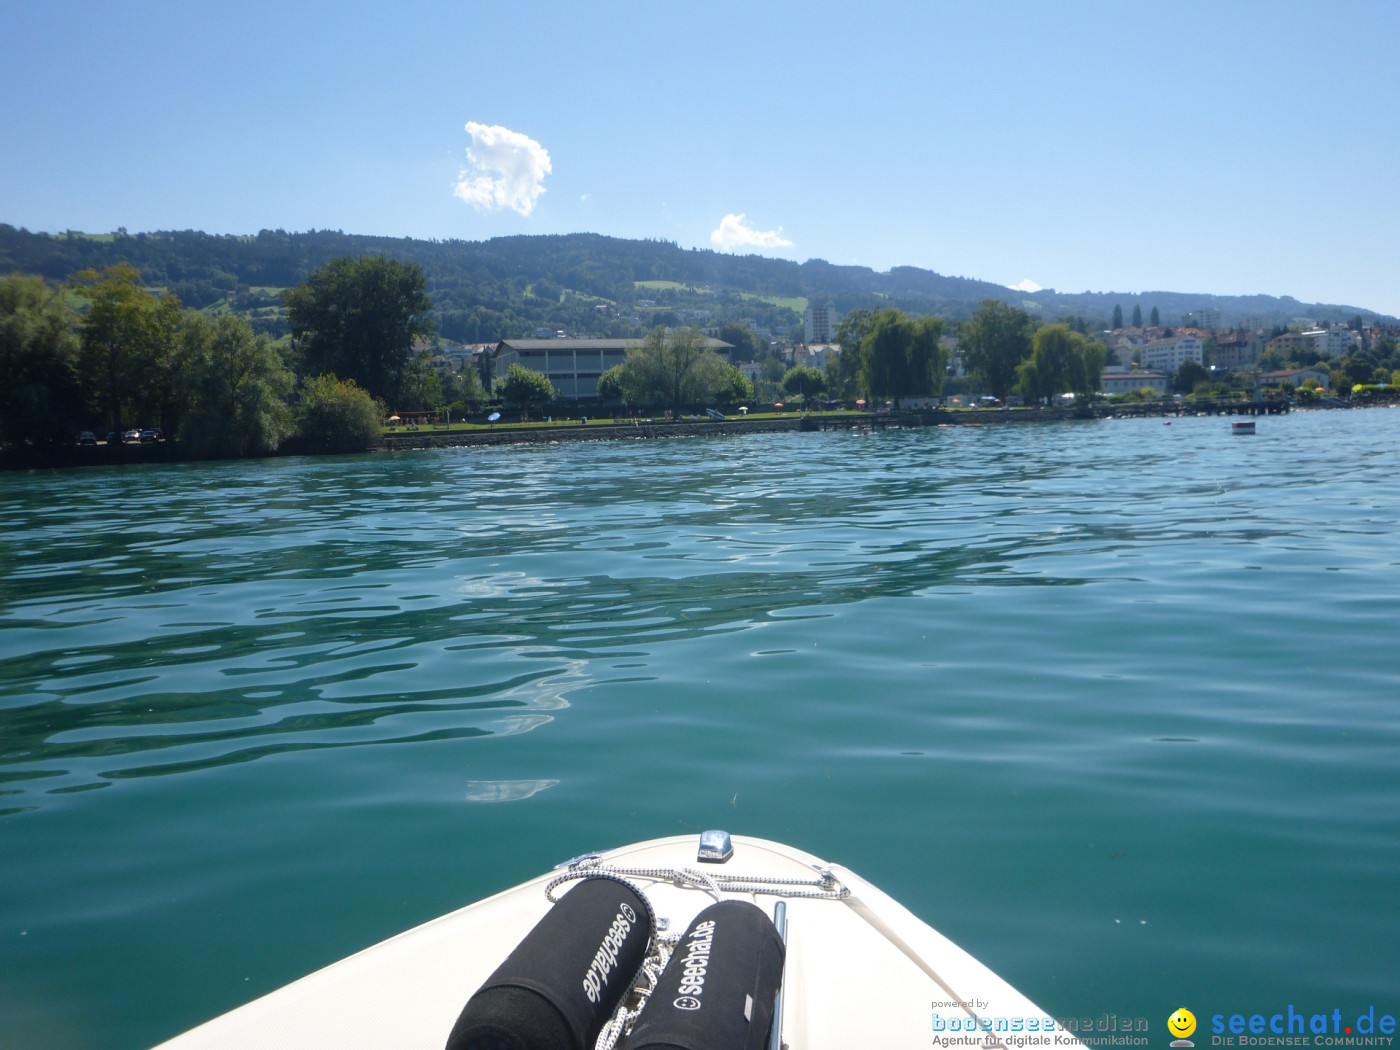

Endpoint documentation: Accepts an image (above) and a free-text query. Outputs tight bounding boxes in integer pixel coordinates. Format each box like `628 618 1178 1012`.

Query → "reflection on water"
463 779 560 803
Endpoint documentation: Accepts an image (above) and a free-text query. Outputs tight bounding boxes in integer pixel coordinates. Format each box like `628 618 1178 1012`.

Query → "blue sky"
4 0 1398 315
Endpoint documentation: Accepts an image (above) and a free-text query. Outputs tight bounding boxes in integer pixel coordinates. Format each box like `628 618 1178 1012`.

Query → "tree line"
817 300 1109 407
1 255 449 456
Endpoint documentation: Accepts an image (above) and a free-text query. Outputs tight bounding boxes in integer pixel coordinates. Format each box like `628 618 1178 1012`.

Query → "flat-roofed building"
1102 371 1168 395
1257 367 1331 391
493 337 733 399
1265 331 1316 359
1140 334 1204 373
1213 331 1264 369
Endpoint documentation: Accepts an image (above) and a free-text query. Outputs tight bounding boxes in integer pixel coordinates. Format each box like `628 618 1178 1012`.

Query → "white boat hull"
154 835 1083 1050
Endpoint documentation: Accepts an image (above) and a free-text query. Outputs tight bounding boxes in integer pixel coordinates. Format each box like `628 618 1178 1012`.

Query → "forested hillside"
1 224 1389 344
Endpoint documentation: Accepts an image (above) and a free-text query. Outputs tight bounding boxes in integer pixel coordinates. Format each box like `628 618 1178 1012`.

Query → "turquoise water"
2 410 1398 1048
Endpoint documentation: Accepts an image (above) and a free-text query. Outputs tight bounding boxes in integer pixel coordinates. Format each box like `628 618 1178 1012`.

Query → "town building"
792 343 840 370
1101 371 1168 395
1257 368 1331 392
1213 331 1264 370
804 304 835 344
1180 308 1223 330
493 337 733 399
738 361 764 384
1266 326 1359 362
1264 331 1314 359
1139 334 1204 373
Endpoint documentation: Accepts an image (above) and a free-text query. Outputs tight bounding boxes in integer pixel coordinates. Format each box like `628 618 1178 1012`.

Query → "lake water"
2 409 1398 1049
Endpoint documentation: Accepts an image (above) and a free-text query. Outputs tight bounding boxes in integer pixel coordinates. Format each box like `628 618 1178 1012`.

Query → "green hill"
1 224 1390 343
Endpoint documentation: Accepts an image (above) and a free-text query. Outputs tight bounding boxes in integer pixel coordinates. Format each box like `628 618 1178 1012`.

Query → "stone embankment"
0 397 1310 469
379 398 1293 451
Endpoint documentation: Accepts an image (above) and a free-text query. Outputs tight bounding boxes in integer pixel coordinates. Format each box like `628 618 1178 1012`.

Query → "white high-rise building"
804 304 835 344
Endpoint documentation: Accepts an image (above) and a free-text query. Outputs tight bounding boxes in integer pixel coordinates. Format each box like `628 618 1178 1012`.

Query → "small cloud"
453 122 551 216
580 193 590 202
710 213 794 251
1012 278 1043 293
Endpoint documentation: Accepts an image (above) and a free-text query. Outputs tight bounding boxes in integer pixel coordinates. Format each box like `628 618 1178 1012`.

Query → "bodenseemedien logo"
1169 1008 1198 1048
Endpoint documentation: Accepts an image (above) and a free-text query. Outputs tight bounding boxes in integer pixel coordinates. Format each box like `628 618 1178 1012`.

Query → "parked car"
123 428 140 442
78 431 97 445
139 428 162 443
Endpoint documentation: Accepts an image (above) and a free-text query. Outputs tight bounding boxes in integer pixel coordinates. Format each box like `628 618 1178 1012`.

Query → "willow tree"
611 327 736 413
73 263 184 436
1016 324 1106 404
857 309 946 407
177 314 295 457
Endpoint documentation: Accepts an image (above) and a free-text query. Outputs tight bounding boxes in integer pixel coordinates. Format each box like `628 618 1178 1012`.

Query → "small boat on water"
153 833 1083 1050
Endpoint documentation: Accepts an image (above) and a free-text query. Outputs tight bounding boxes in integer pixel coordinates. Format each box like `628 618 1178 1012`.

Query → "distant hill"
1 224 1390 343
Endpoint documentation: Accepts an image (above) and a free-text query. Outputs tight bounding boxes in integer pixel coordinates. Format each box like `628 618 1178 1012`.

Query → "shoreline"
0 396 1338 471
377 398 1295 452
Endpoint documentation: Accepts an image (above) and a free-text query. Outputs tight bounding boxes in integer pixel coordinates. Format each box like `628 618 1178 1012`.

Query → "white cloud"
453 122 551 216
709 213 794 251
1012 278 1043 292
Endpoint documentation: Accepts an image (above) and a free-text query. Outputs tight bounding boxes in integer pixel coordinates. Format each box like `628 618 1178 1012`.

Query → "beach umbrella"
488 412 501 422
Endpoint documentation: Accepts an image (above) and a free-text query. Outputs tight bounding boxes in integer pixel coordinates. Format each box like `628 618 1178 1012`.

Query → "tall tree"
613 327 732 413
73 263 184 436
0 274 81 446
1149 306 1160 327
1017 324 1096 404
961 299 1033 401
1131 304 1143 327
1112 304 1123 330
830 308 876 400
177 314 294 457
1077 340 1107 400
716 322 762 362
283 256 433 406
1173 359 1209 394
858 309 946 406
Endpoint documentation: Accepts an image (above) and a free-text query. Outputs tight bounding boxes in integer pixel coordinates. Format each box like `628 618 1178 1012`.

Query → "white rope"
593 928 681 1050
548 858 850 904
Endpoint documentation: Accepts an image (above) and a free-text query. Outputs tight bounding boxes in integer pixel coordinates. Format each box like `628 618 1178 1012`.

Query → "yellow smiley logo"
1168 1009 1197 1039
